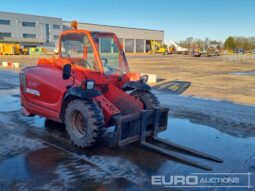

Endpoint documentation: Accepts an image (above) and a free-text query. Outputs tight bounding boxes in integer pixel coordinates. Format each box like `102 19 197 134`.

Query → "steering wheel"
85 60 92 69
74 59 92 69
101 58 122 75
101 58 108 67
101 58 112 72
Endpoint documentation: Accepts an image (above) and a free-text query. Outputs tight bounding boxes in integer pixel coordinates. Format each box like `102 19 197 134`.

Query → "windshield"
92 34 128 75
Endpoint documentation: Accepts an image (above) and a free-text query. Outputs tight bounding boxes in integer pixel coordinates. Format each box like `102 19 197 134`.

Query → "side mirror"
63 64 72 80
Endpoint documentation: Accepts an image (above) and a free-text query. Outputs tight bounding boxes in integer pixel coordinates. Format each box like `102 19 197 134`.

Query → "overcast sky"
1 0 254 42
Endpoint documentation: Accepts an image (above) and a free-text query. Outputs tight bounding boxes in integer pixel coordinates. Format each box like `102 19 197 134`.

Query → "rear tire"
64 100 105 148
130 90 160 109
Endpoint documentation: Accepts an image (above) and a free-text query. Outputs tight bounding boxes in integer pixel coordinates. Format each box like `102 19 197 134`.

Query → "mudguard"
64 86 101 100
122 81 151 91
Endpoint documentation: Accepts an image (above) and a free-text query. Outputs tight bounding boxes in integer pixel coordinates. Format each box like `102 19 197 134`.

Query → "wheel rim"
71 110 86 138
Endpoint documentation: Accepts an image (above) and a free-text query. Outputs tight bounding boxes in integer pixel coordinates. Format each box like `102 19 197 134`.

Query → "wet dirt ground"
0 69 255 191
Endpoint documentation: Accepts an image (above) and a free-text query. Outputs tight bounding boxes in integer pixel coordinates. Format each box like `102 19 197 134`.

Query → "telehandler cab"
20 21 222 170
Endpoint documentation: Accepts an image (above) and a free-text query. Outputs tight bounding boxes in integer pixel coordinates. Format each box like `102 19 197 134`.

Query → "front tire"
64 100 105 148
130 90 160 109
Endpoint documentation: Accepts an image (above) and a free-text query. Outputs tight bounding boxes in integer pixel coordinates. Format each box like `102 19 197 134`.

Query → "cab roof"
61 29 116 36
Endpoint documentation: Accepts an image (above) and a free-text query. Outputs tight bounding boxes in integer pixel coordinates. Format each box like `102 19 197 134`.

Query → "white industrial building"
0 11 164 53
0 11 62 47
63 21 164 53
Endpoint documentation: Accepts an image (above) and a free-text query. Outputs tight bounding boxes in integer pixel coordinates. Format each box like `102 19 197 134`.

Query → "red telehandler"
20 22 222 170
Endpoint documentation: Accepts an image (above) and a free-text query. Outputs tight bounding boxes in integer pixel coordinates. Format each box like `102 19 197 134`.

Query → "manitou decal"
26 88 40 96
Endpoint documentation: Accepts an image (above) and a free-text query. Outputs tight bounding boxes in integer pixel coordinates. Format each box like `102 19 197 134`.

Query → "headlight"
81 80 95 89
140 75 148 83
86 80 95 89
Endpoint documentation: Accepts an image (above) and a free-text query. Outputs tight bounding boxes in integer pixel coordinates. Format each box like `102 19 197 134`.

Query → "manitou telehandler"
20 21 222 170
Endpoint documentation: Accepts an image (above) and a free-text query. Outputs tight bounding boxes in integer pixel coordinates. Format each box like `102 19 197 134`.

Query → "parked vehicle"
20 21 222 170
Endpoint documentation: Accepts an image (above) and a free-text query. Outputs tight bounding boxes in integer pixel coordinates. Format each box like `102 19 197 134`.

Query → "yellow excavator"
147 40 169 55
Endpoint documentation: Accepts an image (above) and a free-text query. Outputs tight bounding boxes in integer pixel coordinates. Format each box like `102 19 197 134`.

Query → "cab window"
61 33 98 71
99 37 121 75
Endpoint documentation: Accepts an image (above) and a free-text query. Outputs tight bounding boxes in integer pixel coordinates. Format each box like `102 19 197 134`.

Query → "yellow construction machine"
0 43 21 55
147 40 168 55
